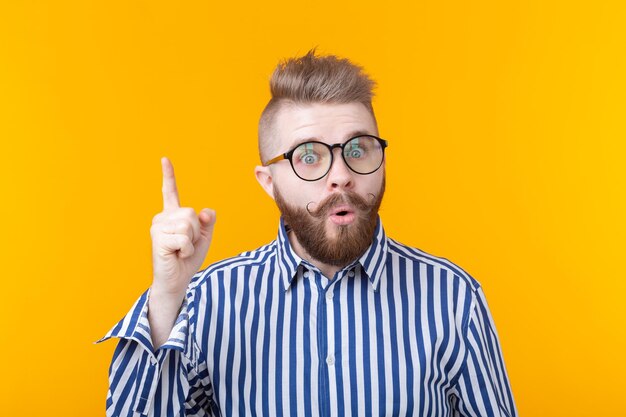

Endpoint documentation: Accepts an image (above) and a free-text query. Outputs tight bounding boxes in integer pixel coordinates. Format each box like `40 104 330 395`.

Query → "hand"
150 157 216 300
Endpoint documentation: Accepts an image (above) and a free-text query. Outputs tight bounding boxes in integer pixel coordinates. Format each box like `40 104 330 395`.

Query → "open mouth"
329 206 356 225
330 205 353 216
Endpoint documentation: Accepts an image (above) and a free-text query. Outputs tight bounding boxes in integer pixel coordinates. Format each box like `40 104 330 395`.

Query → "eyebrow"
289 130 375 149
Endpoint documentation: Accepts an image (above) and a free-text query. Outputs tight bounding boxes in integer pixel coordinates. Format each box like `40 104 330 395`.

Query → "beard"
274 177 385 267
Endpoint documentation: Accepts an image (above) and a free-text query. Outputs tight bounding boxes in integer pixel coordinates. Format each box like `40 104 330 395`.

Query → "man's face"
264 102 386 266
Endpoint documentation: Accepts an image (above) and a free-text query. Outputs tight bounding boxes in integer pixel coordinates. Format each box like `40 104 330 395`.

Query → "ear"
254 165 275 200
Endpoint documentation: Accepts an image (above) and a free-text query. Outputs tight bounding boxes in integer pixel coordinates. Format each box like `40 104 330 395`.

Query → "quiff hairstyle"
258 49 378 164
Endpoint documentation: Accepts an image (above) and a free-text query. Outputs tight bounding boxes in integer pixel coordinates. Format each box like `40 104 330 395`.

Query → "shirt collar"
275 217 304 291
356 218 388 292
275 216 388 292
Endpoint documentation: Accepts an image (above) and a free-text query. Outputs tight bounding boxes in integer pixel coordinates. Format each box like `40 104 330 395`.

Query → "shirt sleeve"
450 287 518 417
96 288 219 416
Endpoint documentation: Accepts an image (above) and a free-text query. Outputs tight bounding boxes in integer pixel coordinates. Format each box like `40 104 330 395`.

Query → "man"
99 50 517 416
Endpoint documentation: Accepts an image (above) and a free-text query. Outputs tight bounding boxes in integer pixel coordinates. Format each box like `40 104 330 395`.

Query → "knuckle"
175 218 188 232
167 208 183 218
179 234 192 246
181 207 196 218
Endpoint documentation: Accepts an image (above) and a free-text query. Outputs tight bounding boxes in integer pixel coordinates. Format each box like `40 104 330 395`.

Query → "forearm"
148 285 186 349
106 338 206 417
100 287 212 416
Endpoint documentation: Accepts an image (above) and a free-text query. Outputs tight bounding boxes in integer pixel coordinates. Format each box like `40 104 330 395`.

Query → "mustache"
306 191 377 218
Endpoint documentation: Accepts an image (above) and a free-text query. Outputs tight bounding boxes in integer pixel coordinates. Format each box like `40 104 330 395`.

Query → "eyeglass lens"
291 136 384 180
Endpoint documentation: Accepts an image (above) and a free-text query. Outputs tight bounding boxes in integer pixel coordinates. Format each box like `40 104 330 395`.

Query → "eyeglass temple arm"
262 154 286 167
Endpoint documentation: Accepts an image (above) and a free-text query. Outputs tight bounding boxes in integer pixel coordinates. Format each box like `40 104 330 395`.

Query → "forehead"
273 102 378 151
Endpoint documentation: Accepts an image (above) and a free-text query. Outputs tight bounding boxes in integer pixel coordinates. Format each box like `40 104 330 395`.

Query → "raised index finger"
161 156 180 210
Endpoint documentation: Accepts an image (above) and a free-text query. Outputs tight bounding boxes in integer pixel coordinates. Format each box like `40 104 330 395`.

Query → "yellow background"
1 1 624 415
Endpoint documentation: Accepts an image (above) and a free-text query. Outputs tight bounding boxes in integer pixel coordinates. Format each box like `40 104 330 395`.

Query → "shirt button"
303 271 309 278
348 270 355 277
326 355 335 366
150 357 157 366
326 292 333 300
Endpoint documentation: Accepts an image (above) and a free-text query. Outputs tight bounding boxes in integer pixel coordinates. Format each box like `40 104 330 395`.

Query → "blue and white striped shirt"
99 218 517 416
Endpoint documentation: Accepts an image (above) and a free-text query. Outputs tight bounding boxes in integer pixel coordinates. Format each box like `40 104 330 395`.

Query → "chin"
325 221 352 239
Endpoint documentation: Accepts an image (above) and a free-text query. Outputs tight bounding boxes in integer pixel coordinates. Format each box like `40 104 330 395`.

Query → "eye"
300 153 319 165
348 148 364 159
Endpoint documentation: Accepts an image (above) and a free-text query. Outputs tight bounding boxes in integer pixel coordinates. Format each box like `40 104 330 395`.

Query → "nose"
326 148 354 190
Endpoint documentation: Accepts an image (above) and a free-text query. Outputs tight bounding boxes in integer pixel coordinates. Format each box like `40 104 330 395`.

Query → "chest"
195 269 468 416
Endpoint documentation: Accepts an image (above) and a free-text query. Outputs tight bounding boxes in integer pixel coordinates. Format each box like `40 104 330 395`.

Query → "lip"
328 205 356 225
330 205 353 216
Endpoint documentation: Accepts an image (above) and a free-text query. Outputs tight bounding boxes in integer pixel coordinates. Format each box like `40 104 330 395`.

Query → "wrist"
148 285 186 312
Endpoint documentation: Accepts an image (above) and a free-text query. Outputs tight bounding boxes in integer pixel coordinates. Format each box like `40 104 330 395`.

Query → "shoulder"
385 237 482 293
187 240 277 292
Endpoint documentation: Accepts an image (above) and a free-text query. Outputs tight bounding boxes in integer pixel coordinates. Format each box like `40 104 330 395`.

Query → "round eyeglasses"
263 134 388 181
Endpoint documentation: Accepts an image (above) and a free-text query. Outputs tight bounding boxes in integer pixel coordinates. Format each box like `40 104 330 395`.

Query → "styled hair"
258 48 378 163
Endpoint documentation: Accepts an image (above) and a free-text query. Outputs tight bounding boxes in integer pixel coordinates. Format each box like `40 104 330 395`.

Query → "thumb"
198 208 216 230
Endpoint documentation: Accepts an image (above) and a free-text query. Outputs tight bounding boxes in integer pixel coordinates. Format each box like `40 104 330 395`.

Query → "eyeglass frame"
262 134 388 182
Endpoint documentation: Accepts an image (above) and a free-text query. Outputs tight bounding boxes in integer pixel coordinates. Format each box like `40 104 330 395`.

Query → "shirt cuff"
95 287 190 354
